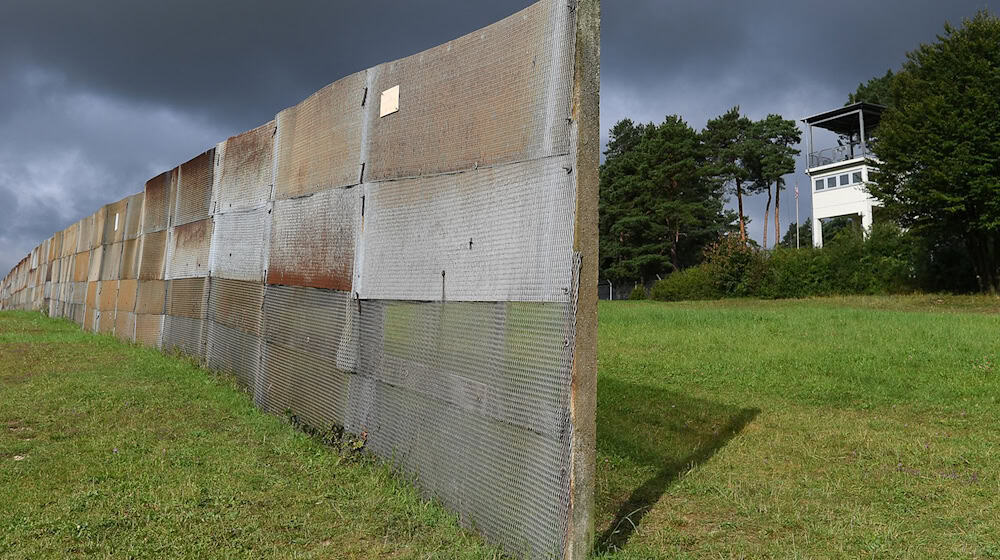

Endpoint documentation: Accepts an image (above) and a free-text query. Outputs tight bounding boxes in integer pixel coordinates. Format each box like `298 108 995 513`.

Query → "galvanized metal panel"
215 121 275 211
138 231 168 281
364 0 573 182
100 242 123 281
102 198 128 245
267 188 357 290
256 285 357 427
61 222 79 258
115 311 136 342
73 252 89 283
117 279 137 313
98 310 116 334
98 280 117 311
123 192 144 240
143 170 176 233
90 207 107 250
351 298 574 559
167 219 213 279
135 280 166 315
274 71 365 199
163 315 205 359
77 216 94 252
86 247 103 283
175 150 215 226
210 207 268 282
135 314 164 348
358 157 574 302
207 278 264 336
121 238 141 280
166 277 208 319
205 320 260 390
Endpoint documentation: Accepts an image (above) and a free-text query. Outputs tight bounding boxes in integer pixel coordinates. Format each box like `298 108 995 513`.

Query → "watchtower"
803 102 884 247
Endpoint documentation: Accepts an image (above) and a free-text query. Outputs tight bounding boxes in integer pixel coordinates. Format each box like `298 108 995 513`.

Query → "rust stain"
117 279 138 312
177 149 214 224
135 280 166 315
143 169 177 232
138 231 167 281
166 277 207 319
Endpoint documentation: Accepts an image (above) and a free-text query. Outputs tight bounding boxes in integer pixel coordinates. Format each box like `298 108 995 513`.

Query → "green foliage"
847 69 896 106
650 265 720 302
867 11 1000 292
651 225 918 301
600 117 737 285
628 285 647 300
703 107 754 240
779 218 812 249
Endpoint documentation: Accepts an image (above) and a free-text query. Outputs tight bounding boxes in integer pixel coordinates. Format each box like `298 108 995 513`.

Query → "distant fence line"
0 1 599 559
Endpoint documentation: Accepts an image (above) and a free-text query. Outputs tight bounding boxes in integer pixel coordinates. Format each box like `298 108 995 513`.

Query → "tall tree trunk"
774 180 781 248
762 183 772 250
671 225 680 272
736 180 747 242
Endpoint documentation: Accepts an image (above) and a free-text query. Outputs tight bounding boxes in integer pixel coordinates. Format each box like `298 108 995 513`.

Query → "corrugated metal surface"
267 188 357 290
257 285 356 427
273 71 365 199
121 238 141 280
102 198 128 245
359 157 574 302
135 280 166 315
73 253 89 283
207 278 263 335
164 277 208 358
115 311 136 342
138 231 168 280
143 170 176 233
365 0 573 182
215 121 275 211
100 242 123 281
87 247 103 283
167 219 213 279
123 192 144 240
98 280 117 311
135 314 164 348
205 321 260 390
98 310 116 334
61 223 78 258
210 207 268 282
77 216 93 252
117 279 138 313
175 150 215 226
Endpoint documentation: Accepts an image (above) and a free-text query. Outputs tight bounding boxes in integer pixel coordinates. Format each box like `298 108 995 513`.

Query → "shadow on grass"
596 377 759 553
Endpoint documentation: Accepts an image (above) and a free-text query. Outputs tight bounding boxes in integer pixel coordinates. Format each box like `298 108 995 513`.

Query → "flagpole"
795 182 800 249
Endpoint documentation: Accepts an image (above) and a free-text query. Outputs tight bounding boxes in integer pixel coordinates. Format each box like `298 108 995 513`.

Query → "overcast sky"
0 0 991 273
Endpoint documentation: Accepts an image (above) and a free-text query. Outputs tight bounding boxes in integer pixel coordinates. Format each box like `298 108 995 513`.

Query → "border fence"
0 1 598 557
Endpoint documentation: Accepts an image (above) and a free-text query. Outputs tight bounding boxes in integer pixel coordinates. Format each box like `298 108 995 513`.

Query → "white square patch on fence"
380 85 399 117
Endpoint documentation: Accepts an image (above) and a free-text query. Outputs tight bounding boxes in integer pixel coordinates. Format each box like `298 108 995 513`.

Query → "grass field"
3 295 1000 558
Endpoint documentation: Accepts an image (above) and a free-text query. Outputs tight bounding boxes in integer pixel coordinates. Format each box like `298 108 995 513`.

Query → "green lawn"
3 296 1000 558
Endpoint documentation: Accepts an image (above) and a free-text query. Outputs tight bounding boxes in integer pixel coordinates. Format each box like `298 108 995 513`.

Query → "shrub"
703 235 767 297
628 285 647 300
650 265 721 301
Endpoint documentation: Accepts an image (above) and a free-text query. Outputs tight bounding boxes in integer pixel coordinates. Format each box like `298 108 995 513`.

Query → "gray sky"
0 0 991 273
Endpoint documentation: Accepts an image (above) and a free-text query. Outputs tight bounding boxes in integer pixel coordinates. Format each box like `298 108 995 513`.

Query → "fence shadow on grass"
595 377 759 553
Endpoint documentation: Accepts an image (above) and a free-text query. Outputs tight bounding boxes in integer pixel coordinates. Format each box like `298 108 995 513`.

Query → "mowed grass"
0 312 498 559
597 296 1000 559
3 296 1000 559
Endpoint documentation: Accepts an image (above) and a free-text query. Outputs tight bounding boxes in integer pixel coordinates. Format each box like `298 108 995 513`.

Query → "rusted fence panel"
215 121 275 211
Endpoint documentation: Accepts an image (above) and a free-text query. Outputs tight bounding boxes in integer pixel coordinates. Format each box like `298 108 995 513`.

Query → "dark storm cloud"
0 0 992 271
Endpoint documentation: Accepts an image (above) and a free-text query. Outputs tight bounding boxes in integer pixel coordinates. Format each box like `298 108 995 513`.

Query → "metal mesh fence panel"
205 278 264 389
103 198 128 246
215 121 275 211
135 313 164 348
100 242 123 281
87 247 103 283
123 193 144 240
274 72 364 199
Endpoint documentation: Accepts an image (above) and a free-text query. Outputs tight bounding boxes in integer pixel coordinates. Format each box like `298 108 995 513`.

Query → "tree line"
602 9 1000 295
599 111 800 288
